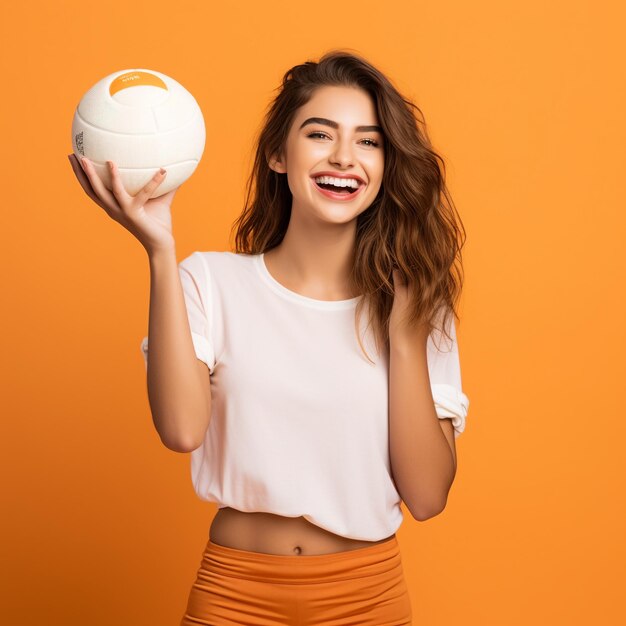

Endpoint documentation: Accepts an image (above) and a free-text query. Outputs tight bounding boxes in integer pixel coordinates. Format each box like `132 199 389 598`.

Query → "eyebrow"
299 117 383 134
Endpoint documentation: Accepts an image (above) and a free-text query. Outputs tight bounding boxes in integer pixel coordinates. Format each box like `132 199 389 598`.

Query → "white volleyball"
71 69 205 198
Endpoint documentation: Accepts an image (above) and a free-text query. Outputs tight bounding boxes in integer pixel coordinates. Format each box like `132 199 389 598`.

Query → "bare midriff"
209 507 395 556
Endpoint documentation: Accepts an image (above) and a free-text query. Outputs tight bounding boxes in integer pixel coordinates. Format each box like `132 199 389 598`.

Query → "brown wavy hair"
229 48 467 362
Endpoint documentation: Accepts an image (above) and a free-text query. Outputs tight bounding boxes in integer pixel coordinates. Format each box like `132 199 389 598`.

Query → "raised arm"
67 153 211 454
145 247 212 452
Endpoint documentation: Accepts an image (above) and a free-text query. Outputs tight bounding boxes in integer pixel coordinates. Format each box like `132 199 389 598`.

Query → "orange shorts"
180 534 412 625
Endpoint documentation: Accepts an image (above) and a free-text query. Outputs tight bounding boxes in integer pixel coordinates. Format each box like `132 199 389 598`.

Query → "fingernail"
159 168 166 175
81 157 87 168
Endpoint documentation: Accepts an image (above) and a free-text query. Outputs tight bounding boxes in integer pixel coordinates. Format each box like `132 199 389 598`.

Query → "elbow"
153 409 210 453
409 498 448 522
160 435 195 453
163 437 202 454
159 429 204 454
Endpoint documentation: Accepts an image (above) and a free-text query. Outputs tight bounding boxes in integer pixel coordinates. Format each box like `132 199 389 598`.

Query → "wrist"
147 243 177 264
389 326 429 354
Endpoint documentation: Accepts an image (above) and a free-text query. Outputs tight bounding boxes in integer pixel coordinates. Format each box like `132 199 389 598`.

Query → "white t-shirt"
141 251 470 541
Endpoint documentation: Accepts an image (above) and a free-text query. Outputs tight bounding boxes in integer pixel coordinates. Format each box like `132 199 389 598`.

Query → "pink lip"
311 171 366 185
310 177 365 201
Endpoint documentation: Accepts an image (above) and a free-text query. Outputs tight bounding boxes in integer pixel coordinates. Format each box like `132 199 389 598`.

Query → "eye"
307 132 380 147
307 132 330 140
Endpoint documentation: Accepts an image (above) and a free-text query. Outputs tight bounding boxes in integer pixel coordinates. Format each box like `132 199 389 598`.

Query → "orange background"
2 1 625 624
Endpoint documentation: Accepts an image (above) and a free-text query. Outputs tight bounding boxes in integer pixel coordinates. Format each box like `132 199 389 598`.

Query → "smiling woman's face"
269 85 385 224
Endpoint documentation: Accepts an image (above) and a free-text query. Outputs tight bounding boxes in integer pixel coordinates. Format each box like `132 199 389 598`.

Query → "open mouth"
316 181 357 194
311 178 364 200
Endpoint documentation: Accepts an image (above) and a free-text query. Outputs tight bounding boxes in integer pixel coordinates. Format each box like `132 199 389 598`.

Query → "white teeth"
314 176 360 189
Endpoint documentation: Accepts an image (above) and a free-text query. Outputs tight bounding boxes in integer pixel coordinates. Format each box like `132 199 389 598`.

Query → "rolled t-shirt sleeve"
427 314 470 438
140 252 216 375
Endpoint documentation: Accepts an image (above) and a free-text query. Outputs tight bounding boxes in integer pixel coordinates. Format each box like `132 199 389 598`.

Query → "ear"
268 150 287 174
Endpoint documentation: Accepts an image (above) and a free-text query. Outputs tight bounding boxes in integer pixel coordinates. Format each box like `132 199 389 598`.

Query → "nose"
329 138 355 168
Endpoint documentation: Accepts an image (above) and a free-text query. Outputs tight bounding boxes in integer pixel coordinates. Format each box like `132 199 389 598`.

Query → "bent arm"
145 247 211 452
389 331 456 520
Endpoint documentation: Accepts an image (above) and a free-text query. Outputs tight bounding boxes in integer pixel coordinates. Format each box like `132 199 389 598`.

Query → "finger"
68 153 92 188
392 268 406 289
80 157 120 210
68 154 110 211
131 168 167 207
107 160 132 209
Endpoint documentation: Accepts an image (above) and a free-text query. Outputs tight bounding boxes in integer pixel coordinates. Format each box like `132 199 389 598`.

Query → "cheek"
307 145 330 161
365 155 384 178
285 170 308 197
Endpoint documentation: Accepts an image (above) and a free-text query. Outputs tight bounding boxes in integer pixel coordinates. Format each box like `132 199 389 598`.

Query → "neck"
264 215 358 301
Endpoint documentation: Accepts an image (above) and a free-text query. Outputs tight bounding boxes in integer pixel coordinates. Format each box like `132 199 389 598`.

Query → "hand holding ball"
71 69 205 198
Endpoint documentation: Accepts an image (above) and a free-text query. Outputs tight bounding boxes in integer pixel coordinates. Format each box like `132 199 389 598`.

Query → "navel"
293 545 302 555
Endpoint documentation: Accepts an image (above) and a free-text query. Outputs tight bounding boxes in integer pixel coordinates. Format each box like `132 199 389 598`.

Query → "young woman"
69 50 469 625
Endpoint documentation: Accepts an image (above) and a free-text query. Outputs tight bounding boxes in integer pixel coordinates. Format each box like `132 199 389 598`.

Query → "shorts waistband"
201 535 402 584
